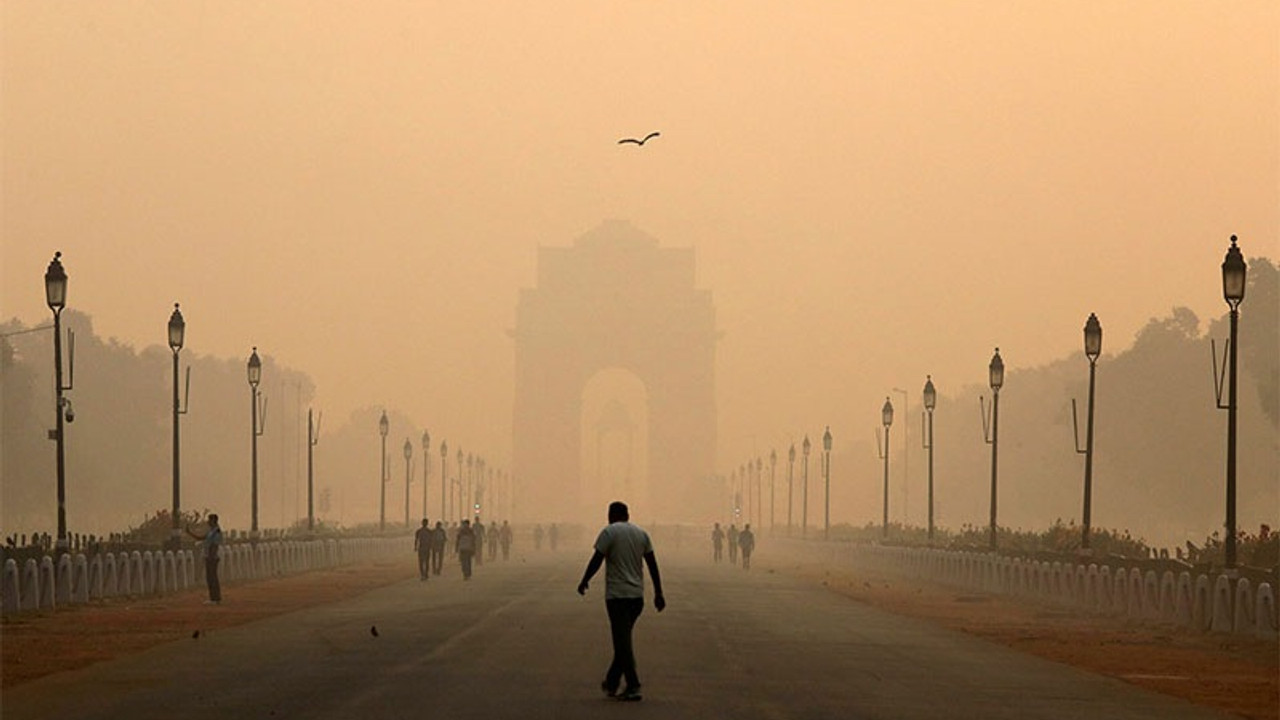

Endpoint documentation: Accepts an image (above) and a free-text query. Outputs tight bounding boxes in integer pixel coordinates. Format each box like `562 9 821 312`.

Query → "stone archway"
512 220 717 523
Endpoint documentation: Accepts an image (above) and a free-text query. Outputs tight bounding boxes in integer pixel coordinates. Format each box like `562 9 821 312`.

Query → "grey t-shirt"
593 521 653 600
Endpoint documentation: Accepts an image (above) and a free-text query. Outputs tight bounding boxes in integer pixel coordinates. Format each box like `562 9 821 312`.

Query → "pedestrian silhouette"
711 523 724 563
739 524 756 570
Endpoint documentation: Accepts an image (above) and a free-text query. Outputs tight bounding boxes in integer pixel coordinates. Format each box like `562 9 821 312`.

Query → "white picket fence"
810 542 1278 640
1 536 406 615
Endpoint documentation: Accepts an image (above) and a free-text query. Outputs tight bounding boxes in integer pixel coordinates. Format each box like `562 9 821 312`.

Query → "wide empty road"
3 547 1236 720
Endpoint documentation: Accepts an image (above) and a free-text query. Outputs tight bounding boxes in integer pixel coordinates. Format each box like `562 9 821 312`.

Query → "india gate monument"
512 220 718 523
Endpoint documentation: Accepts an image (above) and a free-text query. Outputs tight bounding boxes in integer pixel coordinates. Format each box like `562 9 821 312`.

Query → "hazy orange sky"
3 2 1277 475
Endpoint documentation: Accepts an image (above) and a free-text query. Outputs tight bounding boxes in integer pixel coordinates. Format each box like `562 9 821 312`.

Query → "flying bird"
618 132 660 146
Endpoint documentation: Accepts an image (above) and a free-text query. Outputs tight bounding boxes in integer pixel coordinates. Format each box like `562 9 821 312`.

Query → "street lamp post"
378 411 389 532
981 348 1004 551
403 438 413 526
1214 236 1247 570
168 304 190 549
421 431 431 520
801 435 811 538
922 376 937 542
755 457 763 529
247 348 265 539
769 449 777 533
456 449 464 521
1072 315 1102 552
440 441 449 522
307 409 321 532
44 252 74 552
787 444 796 536
879 398 893 539
822 427 832 540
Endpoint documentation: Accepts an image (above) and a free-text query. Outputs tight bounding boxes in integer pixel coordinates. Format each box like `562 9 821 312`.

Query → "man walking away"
473 517 485 566
727 524 739 565
534 524 544 550
456 520 477 579
711 522 724 563
431 521 447 575
487 522 500 561
577 501 665 702
738 523 756 570
414 518 433 581
185 513 222 605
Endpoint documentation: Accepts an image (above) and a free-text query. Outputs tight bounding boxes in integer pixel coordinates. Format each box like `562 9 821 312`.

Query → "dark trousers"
205 557 221 602
459 551 473 578
713 543 722 562
418 552 431 579
431 549 444 574
604 598 645 691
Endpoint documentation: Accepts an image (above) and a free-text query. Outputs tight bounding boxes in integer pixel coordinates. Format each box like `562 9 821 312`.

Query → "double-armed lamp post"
1072 315 1102 552
1214 236 1247 569
378 411 389 531
922 376 936 542
44 253 74 552
168 304 190 549
879 398 893 539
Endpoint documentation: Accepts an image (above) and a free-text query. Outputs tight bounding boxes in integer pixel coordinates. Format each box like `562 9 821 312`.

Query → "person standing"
534 524 545 550
577 502 665 702
185 513 222 605
487 522 500 562
499 521 513 561
431 521 447 576
738 523 756 570
456 519 477 580
711 523 725 563
549 523 559 552
727 524 739 565
414 518 433 581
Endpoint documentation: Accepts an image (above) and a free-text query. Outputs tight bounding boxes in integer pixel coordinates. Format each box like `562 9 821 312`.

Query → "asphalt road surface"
2 547 1238 720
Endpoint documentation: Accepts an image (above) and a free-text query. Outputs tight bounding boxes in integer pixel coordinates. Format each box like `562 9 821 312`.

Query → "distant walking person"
711 523 725 563
414 518 434 581
577 501 665 702
534 524 545 550
499 521 513 560
738 523 756 570
456 520 477 579
185 513 222 605
431 521 447 575
727 524 739 565
549 523 559 552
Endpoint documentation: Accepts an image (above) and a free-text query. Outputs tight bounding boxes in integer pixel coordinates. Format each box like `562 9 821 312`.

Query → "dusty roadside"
1 559 417 688
766 556 1278 720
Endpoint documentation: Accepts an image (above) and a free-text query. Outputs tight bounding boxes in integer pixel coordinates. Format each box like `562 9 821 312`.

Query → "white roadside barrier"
1 536 406 616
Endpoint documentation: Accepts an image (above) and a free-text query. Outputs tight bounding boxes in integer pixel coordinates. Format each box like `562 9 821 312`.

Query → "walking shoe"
601 681 617 698
617 685 642 701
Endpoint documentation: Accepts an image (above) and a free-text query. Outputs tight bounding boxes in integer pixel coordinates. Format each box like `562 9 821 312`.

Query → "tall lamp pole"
440 440 449 522
768 449 777 533
755 457 764 529
801 435 811 538
1214 236 1247 570
822 427 832 540
403 438 413 526
1072 315 1102 552
878 398 893 539
787 444 796 536
168 304 190 549
247 348 265 539
421 431 431 520
456 449 464 521
378 410 389 531
922 376 936 542
45 252 74 551
307 409 321 532
981 348 1004 551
